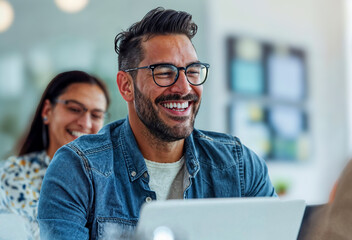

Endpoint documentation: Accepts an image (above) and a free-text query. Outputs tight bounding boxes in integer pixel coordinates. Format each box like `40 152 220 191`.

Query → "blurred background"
0 0 351 204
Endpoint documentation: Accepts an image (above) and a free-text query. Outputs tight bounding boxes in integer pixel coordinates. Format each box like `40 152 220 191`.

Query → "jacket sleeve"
38 145 92 240
240 144 278 197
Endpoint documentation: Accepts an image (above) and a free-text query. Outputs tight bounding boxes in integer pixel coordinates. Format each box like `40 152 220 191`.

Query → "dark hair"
17 70 110 156
114 7 198 78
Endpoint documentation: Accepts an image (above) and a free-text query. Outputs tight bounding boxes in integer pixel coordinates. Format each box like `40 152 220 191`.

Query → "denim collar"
119 118 147 182
184 133 200 178
119 118 200 182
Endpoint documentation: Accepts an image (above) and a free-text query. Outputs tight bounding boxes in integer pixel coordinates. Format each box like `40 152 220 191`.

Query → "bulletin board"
227 36 309 162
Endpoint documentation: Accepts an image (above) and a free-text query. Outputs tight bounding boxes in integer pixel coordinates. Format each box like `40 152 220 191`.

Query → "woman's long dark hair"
17 70 110 156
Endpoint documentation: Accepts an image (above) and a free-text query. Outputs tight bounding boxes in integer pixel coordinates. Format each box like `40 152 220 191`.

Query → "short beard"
133 82 200 142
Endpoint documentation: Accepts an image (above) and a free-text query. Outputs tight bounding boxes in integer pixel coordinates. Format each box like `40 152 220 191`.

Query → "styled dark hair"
17 70 110 156
114 7 198 78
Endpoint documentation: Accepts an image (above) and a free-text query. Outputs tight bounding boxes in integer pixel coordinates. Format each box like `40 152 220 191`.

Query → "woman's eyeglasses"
55 99 108 122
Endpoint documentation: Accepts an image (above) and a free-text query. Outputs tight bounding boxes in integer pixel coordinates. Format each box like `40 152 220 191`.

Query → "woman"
0 70 110 239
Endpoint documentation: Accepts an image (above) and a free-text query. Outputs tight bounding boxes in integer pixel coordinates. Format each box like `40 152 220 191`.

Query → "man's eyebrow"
185 60 201 66
149 62 175 65
150 61 201 66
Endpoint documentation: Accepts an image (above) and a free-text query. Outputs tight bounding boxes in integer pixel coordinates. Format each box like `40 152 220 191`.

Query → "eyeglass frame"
122 62 210 87
54 99 109 121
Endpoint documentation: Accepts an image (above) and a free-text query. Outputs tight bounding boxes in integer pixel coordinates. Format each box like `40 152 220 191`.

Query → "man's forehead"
142 33 192 46
141 34 197 63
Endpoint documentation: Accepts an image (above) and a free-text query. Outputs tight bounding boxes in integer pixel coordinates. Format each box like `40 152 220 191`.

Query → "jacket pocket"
97 217 137 240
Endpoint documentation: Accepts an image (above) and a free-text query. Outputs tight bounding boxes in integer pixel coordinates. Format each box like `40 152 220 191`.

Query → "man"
38 7 277 240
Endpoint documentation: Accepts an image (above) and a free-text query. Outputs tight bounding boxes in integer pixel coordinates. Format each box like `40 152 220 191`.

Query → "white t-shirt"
144 157 185 201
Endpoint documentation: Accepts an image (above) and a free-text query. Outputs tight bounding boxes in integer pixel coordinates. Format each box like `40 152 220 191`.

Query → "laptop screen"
135 198 306 240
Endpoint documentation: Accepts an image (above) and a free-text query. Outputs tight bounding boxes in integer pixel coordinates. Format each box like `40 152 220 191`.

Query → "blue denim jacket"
38 118 277 240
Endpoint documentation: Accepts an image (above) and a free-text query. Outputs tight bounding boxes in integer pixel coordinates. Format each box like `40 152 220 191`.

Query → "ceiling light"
0 0 14 33
54 0 89 13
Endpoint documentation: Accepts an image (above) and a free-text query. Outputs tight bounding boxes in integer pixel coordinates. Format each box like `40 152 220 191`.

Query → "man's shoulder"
52 119 128 175
192 128 242 146
69 118 126 154
52 119 126 167
190 128 263 163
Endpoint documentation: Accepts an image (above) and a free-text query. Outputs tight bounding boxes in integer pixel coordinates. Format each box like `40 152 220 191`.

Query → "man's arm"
38 145 92 240
241 144 277 197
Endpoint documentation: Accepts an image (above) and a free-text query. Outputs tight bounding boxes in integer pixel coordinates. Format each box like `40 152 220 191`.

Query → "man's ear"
41 99 52 125
117 71 134 102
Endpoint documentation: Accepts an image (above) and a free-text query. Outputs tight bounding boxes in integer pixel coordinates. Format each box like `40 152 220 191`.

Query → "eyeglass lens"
153 63 208 87
63 101 105 121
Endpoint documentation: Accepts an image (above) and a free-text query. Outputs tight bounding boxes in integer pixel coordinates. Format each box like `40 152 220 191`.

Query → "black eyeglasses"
54 99 108 122
123 62 210 87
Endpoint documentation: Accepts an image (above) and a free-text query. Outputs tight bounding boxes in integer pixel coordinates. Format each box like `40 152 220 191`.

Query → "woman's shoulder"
0 151 47 220
1 151 50 181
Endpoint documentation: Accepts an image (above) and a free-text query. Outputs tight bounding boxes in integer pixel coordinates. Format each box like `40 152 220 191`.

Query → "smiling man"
38 7 277 240
121 33 204 164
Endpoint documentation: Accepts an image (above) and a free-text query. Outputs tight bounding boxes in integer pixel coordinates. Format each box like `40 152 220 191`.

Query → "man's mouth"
161 101 189 111
67 130 88 138
156 94 198 112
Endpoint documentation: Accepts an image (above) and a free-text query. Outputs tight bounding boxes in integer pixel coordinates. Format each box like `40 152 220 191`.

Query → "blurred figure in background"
0 70 110 239
322 159 352 239
298 160 352 240
321 159 352 239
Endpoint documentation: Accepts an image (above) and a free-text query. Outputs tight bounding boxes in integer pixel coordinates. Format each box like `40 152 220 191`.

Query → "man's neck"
129 118 185 163
141 139 184 163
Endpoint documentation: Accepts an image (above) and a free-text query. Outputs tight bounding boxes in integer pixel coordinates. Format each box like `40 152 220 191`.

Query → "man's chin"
170 125 194 140
166 114 190 123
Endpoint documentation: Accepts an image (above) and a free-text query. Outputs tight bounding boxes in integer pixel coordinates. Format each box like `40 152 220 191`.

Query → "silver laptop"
135 198 306 240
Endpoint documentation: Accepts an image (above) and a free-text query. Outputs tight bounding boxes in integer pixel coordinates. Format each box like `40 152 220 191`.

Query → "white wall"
204 0 349 204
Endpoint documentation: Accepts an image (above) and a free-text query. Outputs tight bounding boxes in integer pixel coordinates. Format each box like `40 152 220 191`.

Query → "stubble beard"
133 83 200 142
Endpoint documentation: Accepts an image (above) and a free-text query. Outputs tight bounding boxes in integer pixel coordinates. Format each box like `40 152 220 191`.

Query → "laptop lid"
135 198 306 240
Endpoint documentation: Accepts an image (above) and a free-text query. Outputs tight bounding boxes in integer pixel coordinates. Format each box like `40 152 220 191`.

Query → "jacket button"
145 197 152 203
143 172 148 178
131 171 136 177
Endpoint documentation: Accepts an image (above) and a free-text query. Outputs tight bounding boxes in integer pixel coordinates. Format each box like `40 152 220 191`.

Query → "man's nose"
170 70 192 93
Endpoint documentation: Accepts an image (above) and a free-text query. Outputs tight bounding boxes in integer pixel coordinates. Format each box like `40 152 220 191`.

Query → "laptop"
134 198 306 240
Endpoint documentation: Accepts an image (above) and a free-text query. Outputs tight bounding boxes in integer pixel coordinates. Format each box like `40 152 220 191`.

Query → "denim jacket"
38 118 277 240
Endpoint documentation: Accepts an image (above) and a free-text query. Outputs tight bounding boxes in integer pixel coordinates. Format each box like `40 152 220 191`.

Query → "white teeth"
162 102 189 110
70 131 88 138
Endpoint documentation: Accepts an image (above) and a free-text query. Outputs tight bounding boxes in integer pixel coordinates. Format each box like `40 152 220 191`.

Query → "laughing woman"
0 71 110 239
